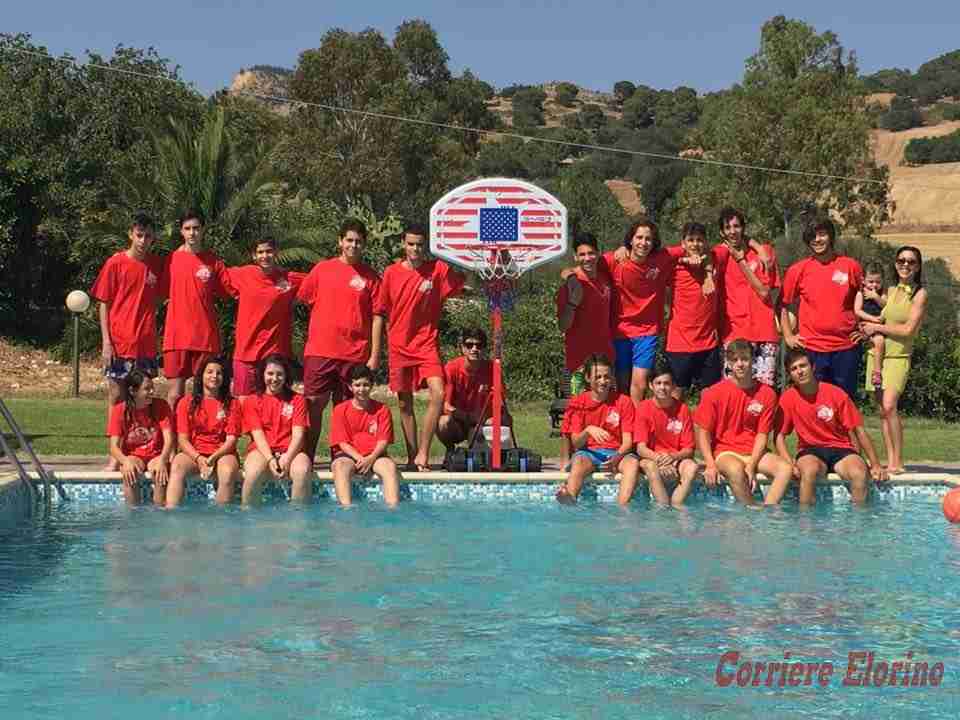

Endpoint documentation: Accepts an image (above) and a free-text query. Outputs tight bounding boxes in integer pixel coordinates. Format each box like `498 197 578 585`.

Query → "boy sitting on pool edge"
556 353 641 506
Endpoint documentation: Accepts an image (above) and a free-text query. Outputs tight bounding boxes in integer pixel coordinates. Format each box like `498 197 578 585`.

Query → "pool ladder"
0 397 67 515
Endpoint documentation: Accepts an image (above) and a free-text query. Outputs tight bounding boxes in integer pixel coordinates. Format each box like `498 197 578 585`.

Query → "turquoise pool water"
2 496 959 718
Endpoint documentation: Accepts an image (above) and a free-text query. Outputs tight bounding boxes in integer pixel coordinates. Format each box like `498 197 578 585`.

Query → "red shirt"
90 252 167 358
227 266 306 361
555 266 615 371
297 259 381 361
329 399 394 456
375 260 465 367
242 392 309 454
634 398 695 454
693 378 777 454
665 246 720 353
106 399 172 461
602 250 675 338
781 255 863 352
163 249 233 353
564 391 636 450
714 244 781 344
176 396 242 455
444 356 504 420
776 381 861 451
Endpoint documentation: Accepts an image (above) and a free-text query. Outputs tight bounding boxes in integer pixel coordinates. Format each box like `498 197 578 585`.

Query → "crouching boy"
634 366 699 507
329 365 402 507
557 353 641 506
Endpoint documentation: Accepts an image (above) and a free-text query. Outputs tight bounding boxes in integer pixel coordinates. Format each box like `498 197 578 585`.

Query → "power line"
8 45 960 193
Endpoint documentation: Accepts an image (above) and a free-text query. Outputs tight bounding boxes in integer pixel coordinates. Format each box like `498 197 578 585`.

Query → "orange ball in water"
943 487 960 524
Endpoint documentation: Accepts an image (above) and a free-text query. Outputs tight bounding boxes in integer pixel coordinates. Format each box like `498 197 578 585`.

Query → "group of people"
95 211 496 507
93 203 928 509
554 209 928 506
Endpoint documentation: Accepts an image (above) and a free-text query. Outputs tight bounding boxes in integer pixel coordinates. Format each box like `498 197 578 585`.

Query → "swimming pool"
2 494 958 718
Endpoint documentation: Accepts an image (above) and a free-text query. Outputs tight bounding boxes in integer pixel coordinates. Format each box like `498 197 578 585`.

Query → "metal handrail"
0 417 37 514
0 397 67 510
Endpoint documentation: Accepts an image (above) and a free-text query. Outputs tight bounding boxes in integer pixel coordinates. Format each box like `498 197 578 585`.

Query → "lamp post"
65 290 90 398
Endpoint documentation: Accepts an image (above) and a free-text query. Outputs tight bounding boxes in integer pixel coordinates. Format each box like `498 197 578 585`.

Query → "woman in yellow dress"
860 246 928 474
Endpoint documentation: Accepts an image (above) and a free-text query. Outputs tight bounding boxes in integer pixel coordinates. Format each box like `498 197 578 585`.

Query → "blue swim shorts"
614 335 658 374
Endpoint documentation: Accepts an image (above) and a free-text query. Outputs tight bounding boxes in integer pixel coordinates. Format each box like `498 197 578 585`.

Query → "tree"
621 85 658 128
0 34 200 336
393 19 451 91
669 16 891 241
579 103 606 129
878 96 922 131
512 87 546 128
613 80 636 104
555 82 579 107
548 165 627 244
654 86 701 127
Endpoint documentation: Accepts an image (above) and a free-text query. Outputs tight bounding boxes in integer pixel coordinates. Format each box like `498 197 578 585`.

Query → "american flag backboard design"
430 178 568 274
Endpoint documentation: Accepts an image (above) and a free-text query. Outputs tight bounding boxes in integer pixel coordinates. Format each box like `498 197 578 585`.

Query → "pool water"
2 496 959 718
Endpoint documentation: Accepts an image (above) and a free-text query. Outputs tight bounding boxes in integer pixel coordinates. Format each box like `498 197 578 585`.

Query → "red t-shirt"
227 266 306 361
329 399 394 456
564 391 636 450
555 266 615 371
106 399 172 461
781 255 863 352
297 258 381 362
714 244 781 344
444 356 505 420
634 398 695 454
776 381 861 451
242 392 309 454
163 249 233 353
374 260 465 367
665 245 720 353
602 249 675 338
90 252 167 359
693 378 777 454
176 396 243 455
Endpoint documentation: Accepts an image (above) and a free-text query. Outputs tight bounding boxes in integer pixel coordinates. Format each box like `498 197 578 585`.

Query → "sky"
7 1 960 95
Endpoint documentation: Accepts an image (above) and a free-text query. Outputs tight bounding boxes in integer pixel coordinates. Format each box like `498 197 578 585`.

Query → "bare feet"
555 485 576 505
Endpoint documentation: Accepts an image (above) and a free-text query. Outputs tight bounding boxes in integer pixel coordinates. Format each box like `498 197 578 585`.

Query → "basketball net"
466 246 531 311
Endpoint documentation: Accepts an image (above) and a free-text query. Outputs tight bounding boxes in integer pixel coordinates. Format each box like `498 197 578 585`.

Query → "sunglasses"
462 341 485 349
896 257 918 267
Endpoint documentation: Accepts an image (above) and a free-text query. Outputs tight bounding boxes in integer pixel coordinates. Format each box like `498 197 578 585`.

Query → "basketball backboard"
429 177 568 275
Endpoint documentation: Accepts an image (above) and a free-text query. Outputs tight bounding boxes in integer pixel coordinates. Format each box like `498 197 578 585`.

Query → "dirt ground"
0 339 109 398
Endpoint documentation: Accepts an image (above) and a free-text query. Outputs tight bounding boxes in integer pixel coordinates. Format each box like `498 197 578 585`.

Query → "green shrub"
554 82 579 107
904 129 960 164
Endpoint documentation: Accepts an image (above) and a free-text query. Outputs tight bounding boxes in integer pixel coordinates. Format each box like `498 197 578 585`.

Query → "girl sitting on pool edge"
106 370 175 506
166 356 243 508
241 354 312 505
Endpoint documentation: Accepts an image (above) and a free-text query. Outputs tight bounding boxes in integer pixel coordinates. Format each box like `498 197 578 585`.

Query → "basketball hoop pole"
491 304 503 470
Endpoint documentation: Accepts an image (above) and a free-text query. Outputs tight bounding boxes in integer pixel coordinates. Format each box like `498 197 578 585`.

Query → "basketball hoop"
429 178 568 470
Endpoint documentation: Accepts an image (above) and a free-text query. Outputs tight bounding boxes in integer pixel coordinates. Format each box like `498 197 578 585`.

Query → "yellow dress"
865 283 916 393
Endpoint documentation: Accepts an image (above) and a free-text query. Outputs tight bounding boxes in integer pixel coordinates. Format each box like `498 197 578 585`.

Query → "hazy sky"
8 1 960 94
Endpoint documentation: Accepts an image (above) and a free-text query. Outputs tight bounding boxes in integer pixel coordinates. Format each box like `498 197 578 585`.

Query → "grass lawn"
3 396 959 465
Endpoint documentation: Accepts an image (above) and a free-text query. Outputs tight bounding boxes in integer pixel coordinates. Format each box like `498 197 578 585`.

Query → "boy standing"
663 222 722 400
297 219 383 461
329 365 401 507
227 238 306 399
781 220 863 399
693 340 793 505
634 367 699 507
374 224 465 471
162 210 234 411
713 208 781 387
91 213 167 408
556 354 641 506
775 349 886 505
